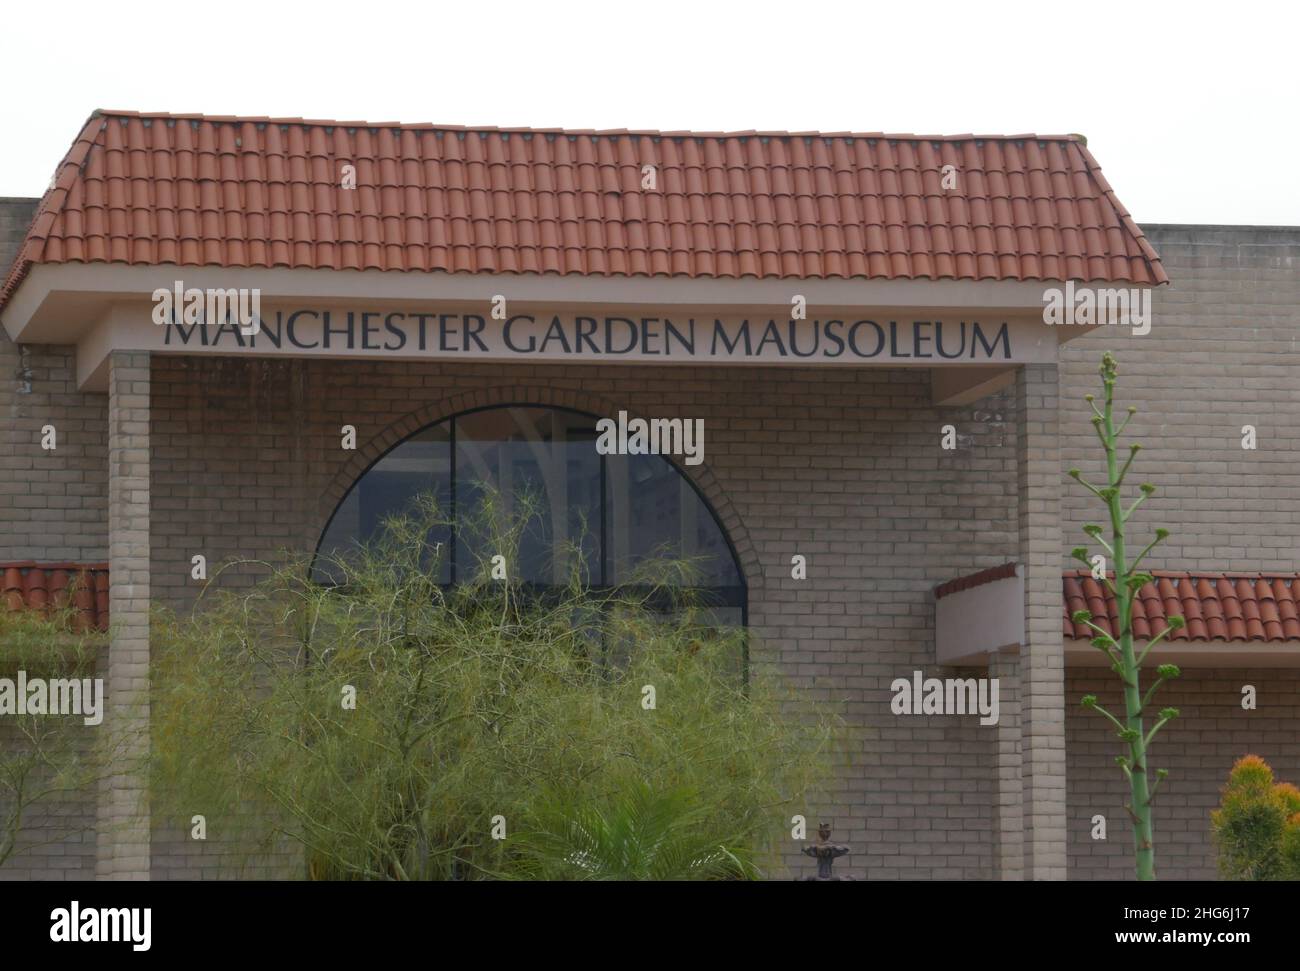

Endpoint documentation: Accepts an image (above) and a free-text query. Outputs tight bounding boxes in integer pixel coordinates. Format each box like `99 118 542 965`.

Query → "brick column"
1015 363 1067 879
98 351 151 879
990 648 1024 879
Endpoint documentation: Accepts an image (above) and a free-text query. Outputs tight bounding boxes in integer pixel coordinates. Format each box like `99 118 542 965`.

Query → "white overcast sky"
2 0 1296 225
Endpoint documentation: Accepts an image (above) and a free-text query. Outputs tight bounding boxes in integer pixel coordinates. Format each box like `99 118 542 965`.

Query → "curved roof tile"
1061 570 1300 644
2 563 109 633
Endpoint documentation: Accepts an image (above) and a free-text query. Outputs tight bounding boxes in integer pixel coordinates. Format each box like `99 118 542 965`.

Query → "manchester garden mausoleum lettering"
160 310 1013 362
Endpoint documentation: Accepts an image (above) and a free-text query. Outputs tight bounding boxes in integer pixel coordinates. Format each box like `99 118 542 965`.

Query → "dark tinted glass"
314 425 451 583
455 408 601 585
606 451 741 588
315 407 742 610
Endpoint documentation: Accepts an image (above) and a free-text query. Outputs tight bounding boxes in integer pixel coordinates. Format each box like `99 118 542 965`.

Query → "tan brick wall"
1015 363 1068 878
989 649 1023 879
1061 226 1300 573
0 338 109 562
98 351 151 879
1066 667 1300 880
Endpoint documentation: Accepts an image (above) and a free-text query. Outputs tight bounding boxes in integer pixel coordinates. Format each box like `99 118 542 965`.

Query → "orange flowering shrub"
1211 755 1300 880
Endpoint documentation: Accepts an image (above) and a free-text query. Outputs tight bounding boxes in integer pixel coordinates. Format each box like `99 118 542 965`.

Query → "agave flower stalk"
1068 351 1185 881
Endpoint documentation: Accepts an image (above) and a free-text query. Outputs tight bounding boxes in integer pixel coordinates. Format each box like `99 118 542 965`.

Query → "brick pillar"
98 351 151 879
990 648 1024 879
1015 363 1067 879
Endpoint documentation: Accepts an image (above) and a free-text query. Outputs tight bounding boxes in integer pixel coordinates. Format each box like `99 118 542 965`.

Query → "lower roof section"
12 559 1298 664
936 564 1300 667
1 562 109 632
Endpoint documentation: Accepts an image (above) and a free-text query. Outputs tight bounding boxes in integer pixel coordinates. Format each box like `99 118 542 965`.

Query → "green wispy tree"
149 492 844 880
0 604 104 870
1068 351 1185 881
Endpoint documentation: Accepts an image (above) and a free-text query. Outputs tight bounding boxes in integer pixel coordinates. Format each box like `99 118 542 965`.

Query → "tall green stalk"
1069 352 1185 881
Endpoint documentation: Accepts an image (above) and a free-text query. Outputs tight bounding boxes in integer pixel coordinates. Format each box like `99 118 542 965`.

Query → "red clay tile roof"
1063 570 1300 644
0 110 1167 309
1 563 109 633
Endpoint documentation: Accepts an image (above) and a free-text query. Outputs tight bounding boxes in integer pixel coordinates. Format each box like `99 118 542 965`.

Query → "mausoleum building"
1 111 1297 880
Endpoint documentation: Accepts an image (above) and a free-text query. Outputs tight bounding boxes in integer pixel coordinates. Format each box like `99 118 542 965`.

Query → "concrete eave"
1065 637 1300 668
1 262 1137 346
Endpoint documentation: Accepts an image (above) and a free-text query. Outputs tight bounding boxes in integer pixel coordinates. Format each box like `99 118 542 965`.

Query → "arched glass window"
315 406 746 625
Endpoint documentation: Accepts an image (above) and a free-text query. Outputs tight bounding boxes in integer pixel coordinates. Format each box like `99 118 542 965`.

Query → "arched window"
314 406 746 625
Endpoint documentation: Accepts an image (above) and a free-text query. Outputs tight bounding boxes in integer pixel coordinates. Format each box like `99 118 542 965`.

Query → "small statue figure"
801 822 853 881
